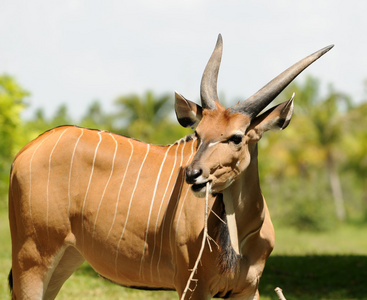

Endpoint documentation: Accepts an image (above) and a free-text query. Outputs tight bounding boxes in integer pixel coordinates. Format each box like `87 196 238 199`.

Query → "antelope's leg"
11 244 84 300
10 244 60 299
43 246 84 299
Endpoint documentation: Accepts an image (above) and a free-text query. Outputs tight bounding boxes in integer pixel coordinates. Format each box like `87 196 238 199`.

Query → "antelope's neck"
222 147 265 255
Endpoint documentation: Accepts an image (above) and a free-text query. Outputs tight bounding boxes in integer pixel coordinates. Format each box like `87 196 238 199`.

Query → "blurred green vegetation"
0 76 29 202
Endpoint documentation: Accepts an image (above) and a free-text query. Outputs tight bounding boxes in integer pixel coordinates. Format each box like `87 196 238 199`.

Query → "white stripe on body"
106 138 134 241
139 145 173 279
67 128 84 218
46 128 69 239
155 142 181 281
28 129 55 244
115 143 150 277
174 137 196 256
81 131 103 248
92 133 118 244
168 139 187 268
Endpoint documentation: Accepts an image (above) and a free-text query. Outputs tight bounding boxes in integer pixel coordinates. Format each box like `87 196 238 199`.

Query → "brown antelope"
8 35 332 299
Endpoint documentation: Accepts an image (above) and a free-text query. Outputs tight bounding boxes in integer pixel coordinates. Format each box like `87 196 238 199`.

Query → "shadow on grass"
260 255 367 300
74 256 367 299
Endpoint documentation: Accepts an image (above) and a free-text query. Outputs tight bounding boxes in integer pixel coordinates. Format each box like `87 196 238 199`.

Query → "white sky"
1 1 366 119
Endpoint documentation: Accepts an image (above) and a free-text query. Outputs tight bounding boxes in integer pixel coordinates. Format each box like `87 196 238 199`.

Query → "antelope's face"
187 108 252 197
174 34 332 197
176 96 293 197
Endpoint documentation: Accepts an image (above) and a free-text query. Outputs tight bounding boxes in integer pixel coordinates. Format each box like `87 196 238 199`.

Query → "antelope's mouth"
191 182 208 193
190 180 212 197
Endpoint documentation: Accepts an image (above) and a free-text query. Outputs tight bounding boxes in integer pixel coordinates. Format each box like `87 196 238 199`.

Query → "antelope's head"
175 35 333 197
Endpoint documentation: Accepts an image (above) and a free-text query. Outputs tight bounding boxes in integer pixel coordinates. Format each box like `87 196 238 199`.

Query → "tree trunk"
326 151 346 221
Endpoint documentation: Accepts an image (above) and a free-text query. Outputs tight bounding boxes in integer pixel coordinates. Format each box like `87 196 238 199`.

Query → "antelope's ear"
247 93 294 142
174 92 203 128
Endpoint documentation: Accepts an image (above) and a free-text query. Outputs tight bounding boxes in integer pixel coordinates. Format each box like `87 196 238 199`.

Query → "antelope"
8 35 332 300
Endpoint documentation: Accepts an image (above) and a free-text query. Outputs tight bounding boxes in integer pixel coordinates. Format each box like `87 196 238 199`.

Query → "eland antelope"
8 35 332 299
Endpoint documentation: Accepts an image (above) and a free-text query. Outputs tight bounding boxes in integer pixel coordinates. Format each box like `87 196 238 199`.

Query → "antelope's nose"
185 167 202 184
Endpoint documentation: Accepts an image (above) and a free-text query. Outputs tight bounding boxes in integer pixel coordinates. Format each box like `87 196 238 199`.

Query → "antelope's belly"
76 222 176 289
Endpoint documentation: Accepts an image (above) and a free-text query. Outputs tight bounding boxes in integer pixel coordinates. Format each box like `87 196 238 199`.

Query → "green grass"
2 207 367 299
272 223 367 255
260 255 367 300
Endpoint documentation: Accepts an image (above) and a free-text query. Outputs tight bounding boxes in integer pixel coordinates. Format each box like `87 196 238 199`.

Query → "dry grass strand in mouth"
181 182 212 300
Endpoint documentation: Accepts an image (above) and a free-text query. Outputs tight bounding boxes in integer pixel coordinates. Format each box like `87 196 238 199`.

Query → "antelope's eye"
194 131 201 146
228 135 242 145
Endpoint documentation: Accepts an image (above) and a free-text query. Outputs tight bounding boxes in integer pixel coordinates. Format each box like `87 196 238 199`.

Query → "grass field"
1 208 367 299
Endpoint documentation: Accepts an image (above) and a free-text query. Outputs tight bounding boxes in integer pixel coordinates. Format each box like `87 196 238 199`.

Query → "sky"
1 1 366 119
